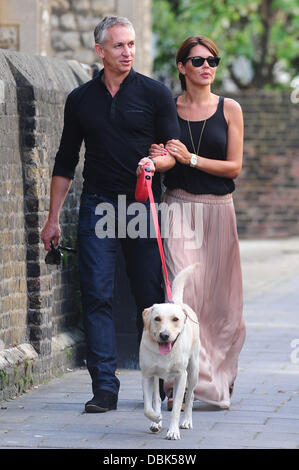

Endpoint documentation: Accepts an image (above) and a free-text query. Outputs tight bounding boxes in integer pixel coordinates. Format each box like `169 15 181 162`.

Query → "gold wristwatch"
190 153 197 167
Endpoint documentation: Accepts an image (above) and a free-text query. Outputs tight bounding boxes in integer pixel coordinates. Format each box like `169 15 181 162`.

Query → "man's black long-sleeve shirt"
52 68 180 199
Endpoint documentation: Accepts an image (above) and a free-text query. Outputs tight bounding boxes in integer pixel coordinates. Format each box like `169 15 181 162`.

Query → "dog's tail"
172 263 199 304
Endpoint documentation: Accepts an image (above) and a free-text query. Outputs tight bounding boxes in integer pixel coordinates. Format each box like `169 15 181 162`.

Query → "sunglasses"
182 56 220 68
45 241 77 266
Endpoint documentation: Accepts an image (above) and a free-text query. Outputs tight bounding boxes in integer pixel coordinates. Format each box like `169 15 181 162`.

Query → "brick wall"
0 50 88 399
232 90 299 238
0 53 27 351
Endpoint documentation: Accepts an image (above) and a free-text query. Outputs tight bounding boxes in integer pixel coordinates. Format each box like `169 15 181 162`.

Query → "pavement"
1 237 299 454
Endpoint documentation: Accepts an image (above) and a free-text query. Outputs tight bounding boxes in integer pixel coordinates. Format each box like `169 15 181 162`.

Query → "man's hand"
41 219 61 251
136 157 155 177
40 175 72 251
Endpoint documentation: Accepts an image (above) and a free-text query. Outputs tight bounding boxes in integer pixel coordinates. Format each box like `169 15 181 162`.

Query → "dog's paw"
166 427 181 440
150 421 162 433
180 419 193 429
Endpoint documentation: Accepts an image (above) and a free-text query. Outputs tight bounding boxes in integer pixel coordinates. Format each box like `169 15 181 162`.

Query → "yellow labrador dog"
139 264 200 440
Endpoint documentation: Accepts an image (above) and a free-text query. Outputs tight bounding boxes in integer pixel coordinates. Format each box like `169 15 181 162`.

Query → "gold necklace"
186 97 211 155
187 119 206 156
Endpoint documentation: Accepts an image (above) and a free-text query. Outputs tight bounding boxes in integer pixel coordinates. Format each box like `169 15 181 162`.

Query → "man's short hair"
94 16 135 45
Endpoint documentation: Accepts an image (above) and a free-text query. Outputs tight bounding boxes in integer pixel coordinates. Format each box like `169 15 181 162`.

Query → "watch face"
191 155 197 165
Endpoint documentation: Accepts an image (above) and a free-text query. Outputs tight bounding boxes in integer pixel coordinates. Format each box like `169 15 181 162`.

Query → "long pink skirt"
161 188 246 408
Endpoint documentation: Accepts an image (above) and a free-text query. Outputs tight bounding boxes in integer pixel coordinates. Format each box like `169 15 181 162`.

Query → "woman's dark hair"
176 36 219 91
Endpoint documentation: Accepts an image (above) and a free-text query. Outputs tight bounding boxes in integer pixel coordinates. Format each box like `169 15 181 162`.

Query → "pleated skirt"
162 188 246 408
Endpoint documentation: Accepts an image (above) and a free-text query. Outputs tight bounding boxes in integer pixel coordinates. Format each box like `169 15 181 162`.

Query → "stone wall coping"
0 48 90 92
0 343 38 369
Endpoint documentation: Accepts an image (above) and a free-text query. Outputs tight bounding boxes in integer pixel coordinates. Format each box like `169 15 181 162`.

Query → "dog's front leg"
142 376 162 424
166 371 187 440
149 376 162 433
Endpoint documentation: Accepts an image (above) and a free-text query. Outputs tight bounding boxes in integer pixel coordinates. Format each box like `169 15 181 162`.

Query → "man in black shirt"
41 16 179 413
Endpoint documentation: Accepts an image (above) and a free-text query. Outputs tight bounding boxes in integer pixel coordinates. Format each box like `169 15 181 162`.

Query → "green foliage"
0 370 7 387
64 347 72 361
152 0 299 89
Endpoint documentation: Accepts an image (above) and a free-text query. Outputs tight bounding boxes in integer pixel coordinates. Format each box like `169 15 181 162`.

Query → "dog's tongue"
159 342 173 355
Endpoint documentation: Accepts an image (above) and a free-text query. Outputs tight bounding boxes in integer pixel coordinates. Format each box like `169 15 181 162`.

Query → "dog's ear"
142 306 153 330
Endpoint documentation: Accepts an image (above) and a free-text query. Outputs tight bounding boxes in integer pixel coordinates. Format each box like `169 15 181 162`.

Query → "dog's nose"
159 332 170 342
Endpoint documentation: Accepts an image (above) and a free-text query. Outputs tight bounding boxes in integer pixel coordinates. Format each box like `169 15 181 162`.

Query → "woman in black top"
141 35 246 409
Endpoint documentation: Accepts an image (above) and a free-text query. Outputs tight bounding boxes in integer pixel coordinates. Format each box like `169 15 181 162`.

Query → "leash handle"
144 168 174 303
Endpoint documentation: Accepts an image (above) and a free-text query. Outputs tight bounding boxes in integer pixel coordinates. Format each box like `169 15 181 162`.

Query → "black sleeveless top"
164 96 235 195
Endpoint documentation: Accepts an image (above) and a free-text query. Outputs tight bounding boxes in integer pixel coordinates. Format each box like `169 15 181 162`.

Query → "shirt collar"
98 67 136 90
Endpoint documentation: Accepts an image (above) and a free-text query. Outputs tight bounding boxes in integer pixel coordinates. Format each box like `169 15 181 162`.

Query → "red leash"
135 166 173 303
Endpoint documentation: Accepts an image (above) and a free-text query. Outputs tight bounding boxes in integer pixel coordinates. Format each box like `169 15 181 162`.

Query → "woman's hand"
166 139 192 165
136 157 155 177
149 143 168 157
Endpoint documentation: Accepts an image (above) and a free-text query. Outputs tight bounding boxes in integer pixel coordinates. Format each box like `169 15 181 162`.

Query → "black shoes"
85 390 118 413
85 382 163 413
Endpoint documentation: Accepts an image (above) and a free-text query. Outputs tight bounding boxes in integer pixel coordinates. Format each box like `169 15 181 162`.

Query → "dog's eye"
172 317 179 322
154 316 161 322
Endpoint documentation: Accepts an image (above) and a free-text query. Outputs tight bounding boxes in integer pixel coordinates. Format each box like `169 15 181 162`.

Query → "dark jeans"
78 193 164 396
